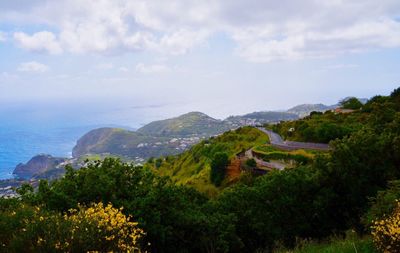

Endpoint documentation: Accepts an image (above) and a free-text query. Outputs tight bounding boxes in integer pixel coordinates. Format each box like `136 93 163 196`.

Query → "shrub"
340 97 363 110
0 201 144 252
155 158 163 168
371 201 400 253
245 158 257 168
364 180 400 227
256 151 311 165
210 152 229 186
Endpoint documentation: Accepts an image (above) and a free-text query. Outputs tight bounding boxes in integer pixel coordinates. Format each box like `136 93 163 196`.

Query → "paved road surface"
245 149 286 170
257 127 330 151
242 127 330 172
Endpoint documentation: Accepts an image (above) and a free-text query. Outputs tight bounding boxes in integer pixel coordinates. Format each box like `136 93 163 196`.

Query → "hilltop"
13 154 67 180
287 103 334 117
224 111 298 127
137 111 229 137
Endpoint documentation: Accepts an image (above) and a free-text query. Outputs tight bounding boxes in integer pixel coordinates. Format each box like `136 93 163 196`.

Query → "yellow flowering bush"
0 201 145 252
65 202 145 252
371 201 400 253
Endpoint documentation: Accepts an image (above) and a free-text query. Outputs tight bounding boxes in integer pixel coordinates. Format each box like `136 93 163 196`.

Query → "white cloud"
5 0 400 61
95 63 114 70
18 61 49 73
0 72 19 82
0 31 6 42
157 29 210 55
119 67 129 72
135 63 170 74
230 17 400 62
324 64 359 70
14 31 62 54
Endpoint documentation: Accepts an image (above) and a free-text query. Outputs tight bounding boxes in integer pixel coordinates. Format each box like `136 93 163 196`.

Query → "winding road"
257 127 331 151
245 149 286 170
242 127 331 171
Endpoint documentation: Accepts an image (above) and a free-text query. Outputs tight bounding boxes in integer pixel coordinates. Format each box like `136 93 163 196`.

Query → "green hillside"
270 107 366 143
72 128 173 159
137 111 229 137
269 97 380 144
286 103 334 117
146 126 270 195
72 111 292 163
71 109 333 162
224 111 298 126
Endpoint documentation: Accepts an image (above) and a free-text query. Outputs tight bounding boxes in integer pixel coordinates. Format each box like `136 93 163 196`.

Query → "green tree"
390 87 400 110
245 158 257 168
364 180 400 228
340 97 363 110
155 158 163 168
210 152 229 186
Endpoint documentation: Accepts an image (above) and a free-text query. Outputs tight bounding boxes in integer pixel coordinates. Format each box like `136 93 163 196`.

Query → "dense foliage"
2 88 400 252
340 97 363 110
210 152 229 186
0 200 143 252
271 109 365 143
364 180 400 226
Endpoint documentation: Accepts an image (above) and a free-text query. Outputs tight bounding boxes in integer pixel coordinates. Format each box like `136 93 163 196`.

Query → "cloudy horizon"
1 0 400 121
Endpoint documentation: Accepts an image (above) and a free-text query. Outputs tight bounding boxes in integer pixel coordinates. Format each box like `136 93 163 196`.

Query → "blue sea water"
0 124 97 179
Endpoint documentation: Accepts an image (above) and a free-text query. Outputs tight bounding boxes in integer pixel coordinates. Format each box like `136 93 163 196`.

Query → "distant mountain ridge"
71 108 322 162
287 104 335 118
12 101 342 179
137 112 229 137
225 111 298 127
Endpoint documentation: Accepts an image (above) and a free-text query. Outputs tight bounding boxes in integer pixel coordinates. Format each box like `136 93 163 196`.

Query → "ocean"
0 123 98 179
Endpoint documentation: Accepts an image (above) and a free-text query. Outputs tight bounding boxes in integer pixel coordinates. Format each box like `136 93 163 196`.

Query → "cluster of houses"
0 186 17 198
136 135 205 152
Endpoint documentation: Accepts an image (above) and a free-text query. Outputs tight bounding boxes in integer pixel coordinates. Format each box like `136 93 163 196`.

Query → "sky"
1 0 400 122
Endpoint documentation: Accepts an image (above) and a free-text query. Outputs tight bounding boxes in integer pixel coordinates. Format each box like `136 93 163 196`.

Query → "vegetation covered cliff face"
13 154 66 179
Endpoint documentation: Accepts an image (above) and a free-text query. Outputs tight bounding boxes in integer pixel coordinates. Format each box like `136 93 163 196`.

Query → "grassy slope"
145 127 270 196
271 110 367 143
